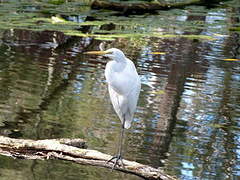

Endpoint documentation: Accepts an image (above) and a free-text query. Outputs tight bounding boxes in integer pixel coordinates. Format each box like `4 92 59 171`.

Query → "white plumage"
104 48 141 129
84 47 141 167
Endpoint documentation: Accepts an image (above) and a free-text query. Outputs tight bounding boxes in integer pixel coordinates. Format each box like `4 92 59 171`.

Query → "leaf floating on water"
223 59 240 61
51 16 66 23
150 90 165 95
152 33 216 41
229 27 240 31
213 33 228 37
148 52 166 55
95 37 115 41
48 0 65 5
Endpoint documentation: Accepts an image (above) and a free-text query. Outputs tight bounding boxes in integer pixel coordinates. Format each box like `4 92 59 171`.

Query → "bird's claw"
106 154 124 170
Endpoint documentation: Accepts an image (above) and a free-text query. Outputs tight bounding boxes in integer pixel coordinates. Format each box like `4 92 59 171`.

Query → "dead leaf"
150 90 165 95
223 58 240 61
148 52 166 55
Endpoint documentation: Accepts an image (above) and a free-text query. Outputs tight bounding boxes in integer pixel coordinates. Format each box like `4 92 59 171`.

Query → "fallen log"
0 136 176 180
91 0 224 13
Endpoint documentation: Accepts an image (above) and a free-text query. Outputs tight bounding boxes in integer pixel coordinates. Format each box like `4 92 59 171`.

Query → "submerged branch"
0 136 176 180
91 0 224 13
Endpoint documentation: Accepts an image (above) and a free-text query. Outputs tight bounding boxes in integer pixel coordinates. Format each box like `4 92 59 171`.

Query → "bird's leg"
107 118 125 169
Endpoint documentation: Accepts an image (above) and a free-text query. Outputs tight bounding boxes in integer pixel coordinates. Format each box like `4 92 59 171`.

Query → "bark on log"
0 136 176 180
50 138 87 148
91 0 224 13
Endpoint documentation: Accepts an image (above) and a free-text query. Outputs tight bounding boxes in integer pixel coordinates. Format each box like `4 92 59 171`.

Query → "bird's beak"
84 51 109 55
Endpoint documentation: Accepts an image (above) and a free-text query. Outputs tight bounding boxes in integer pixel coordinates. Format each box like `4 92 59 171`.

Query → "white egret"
85 48 141 168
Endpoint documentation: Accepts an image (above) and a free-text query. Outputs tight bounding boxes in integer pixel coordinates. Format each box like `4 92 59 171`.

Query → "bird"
85 48 141 168
104 48 141 168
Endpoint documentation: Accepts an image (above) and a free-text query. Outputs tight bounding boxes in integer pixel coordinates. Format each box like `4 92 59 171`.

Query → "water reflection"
0 1 240 180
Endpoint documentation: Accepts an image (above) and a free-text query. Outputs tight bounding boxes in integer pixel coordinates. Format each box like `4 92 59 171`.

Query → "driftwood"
91 0 224 13
0 136 176 180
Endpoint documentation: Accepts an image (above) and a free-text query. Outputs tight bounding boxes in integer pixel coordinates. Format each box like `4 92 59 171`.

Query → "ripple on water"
172 51 240 178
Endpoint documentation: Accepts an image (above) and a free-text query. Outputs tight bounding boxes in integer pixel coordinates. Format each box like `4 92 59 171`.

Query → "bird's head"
103 48 126 61
84 48 126 62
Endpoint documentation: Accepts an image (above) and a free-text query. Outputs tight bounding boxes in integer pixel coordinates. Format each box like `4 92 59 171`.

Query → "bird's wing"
127 78 141 115
124 78 141 129
106 59 141 129
108 86 127 121
105 59 139 96
108 80 140 129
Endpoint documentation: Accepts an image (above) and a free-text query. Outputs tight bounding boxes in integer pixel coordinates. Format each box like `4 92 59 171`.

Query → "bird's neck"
114 55 126 63
111 59 126 72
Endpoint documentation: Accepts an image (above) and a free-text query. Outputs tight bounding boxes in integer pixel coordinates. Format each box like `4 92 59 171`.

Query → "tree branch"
0 136 176 180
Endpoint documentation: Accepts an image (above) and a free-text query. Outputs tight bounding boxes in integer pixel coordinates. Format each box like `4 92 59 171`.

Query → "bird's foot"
106 154 124 169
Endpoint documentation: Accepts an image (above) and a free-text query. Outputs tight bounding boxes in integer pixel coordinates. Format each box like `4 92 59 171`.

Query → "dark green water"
0 0 240 179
